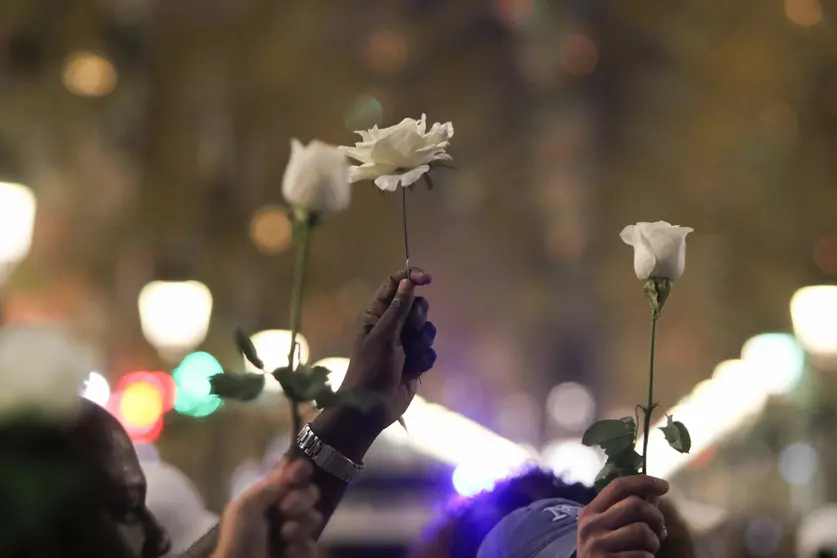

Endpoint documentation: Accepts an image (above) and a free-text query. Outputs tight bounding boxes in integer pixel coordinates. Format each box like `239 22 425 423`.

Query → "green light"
173 352 223 417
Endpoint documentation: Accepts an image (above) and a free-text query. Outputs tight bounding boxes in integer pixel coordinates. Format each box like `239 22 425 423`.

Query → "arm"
287 267 435 537
286 405 381 533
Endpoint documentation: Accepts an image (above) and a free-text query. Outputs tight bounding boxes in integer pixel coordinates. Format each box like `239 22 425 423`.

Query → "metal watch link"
296 423 364 483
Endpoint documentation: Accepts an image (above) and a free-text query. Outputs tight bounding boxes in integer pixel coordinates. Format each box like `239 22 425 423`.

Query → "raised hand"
339 267 436 429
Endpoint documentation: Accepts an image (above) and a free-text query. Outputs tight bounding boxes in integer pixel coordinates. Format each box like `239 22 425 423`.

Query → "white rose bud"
620 221 694 281
281 139 351 215
339 113 454 191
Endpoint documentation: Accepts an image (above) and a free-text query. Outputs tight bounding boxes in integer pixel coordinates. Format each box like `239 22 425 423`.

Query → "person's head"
0 398 170 558
409 468 694 558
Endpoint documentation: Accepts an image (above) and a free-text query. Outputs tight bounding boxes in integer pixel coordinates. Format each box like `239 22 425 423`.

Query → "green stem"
641 313 658 474
287 219 312 440
401 186 411 271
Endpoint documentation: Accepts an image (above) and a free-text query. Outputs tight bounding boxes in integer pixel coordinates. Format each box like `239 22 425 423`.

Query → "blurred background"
2 0 837 556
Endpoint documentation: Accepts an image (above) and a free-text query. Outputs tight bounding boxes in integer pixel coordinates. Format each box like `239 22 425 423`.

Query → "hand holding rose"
576 475 670 558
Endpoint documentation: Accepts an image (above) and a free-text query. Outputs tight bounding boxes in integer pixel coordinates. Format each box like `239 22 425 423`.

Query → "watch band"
296 423 364 483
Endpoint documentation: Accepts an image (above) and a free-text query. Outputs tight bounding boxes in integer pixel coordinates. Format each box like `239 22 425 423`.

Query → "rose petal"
339 145 374 165
349 162 397 183
373 165 430 191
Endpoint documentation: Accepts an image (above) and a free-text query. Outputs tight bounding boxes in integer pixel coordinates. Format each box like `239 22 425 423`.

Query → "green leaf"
235 328 264 370
607 447 643 470
659 415 691 454
209 371 266 401
308 366 331 389
582 417 637 456
273 366 312 402
594 461 640 493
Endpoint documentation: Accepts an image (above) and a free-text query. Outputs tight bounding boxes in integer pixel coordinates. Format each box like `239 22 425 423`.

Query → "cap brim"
530 532 577 558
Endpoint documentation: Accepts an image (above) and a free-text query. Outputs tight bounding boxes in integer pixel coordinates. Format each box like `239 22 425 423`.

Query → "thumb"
372 278 415 339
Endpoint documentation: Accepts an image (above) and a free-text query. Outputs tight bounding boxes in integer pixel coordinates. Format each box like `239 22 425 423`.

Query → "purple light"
452 461 516 497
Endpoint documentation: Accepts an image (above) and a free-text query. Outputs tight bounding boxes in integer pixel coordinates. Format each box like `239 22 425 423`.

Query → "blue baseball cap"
476 498 582 558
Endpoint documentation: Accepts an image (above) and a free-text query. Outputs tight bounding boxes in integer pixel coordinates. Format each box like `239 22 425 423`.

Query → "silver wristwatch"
296 423 364 483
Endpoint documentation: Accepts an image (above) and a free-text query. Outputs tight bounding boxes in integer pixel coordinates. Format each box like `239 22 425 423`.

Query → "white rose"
281 139 351 214
620 221 694 281
0 324 96 423
339 113 454 192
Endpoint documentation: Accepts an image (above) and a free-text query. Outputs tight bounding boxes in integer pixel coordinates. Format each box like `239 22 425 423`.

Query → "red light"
151 371 177 412
111 371 167 439
131 418 164 444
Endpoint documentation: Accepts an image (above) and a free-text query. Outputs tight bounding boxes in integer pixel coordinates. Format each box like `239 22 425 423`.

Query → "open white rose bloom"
0 324 96 423
620 221 694 281
281 138 351 214
340 114 454 191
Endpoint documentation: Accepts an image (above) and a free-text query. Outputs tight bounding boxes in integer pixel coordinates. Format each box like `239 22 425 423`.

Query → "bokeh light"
496 0 535 29
785 0 823 27
778 442 819 486
813 236 837 275
546 382 596 431
740 333 805 395
62 51 118 97
542 439 604 485
120 380 164 433
81 371 111 407
0 182 37 266
138 280 214 356
173 352 223 417
558 34 598 76
744 516 784 557
452 460 518 497
365 29 408 74
312 357 351 391
344 94 384 131
249 205 292 254
790 286 837 356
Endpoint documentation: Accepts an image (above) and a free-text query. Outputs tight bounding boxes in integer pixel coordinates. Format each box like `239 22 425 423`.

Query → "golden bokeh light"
785 0 822 27
249 205 292 254
366 30 408 74
558 34 598 76
814 236 837 275
62 51 118 97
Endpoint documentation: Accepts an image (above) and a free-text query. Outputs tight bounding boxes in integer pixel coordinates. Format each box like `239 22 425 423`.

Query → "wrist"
309 405 383 464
